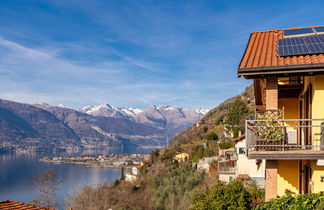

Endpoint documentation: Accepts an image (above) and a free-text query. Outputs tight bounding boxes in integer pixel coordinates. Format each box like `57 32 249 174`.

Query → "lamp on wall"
320 176 324 182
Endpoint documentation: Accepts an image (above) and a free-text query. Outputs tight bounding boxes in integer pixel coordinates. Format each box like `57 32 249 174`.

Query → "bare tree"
31 169 61 209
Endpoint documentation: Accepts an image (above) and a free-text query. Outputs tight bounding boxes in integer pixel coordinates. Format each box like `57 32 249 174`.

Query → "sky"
0 0 323 109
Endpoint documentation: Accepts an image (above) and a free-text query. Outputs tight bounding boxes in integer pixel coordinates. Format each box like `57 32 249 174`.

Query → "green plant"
255 192 324 210
233 127 240 138
223 98 249 135
255 110 285 142
206 132 218 141
150 149 160 164
215 115 224 126
191 145 205 162
246 180 265 207
191 180 252 210
218 141 234 149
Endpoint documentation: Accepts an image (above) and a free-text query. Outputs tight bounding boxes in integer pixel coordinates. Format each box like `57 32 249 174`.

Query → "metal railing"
245 118 324 152
218 160 236 174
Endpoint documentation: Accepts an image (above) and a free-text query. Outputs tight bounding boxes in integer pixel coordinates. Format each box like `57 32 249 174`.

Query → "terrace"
218 160 236 174
245 118 324 159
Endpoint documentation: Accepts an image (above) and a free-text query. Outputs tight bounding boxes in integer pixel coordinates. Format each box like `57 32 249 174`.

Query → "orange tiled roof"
0 200 54 210
238 25 324 74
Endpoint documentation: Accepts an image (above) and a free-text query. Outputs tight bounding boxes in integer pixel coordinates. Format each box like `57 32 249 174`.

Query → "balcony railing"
218 160 236 174
245 119 324 152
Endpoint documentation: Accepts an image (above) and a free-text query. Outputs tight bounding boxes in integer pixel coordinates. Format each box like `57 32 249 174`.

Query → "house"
132 165 141 175
173 152 189 162
238 25 324 200
217 135 265 186
125 172 137 182
233 135 265 188
0 200 53 209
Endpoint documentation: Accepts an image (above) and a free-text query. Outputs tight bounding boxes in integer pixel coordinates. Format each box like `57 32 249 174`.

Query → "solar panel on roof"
277 35 324 56
284 28 315 37
314 26 324 33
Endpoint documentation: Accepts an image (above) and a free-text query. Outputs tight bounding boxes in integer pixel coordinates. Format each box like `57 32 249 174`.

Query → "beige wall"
235 139 265 178
218 174 235 183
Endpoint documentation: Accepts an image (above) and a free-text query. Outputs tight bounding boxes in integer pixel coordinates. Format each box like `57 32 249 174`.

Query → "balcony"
246 118 324 159
218 160 236 174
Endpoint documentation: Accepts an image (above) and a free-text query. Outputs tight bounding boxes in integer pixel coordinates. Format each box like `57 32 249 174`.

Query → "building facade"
238 25 324 200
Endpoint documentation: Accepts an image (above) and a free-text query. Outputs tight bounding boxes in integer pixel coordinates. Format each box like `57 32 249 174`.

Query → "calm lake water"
0 151 124 209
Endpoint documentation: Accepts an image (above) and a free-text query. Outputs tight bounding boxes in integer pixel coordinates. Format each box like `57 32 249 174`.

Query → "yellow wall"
311 162 324 193
311 75 324 146
277 160 299 196
278 98 299 127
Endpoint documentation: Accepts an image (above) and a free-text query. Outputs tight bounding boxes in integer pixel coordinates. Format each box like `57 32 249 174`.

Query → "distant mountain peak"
196 108 209 115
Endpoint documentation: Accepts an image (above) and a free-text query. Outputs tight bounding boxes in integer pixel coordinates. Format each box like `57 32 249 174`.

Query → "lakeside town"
41 154 150 168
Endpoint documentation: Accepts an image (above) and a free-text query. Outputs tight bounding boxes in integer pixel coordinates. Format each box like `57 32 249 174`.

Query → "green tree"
224 98 249 137
120 166 125 180
191 181 251 210
215 115 224 126
206 132 218 141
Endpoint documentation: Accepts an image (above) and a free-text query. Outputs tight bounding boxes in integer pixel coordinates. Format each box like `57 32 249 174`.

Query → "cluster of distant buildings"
42 154 149 168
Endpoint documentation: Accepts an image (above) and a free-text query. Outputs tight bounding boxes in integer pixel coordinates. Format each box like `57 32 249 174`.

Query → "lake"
0 151 124 209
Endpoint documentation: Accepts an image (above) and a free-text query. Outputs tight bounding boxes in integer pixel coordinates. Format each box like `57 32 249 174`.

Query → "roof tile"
239 26 324 70
0 200 54 210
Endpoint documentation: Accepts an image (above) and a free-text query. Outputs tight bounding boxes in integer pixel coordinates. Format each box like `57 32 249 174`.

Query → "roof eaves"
238 62 324 77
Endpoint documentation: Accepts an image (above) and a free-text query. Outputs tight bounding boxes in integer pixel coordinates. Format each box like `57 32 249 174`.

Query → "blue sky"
0 0 323 109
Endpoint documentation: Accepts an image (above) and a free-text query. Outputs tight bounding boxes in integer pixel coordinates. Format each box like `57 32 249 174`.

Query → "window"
238 147 245 154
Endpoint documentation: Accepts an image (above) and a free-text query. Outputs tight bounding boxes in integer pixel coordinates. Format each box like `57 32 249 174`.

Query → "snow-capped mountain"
134 105 208 135
79 104 143 119
0 100 209 153
196 108 209 115
79 104 208 135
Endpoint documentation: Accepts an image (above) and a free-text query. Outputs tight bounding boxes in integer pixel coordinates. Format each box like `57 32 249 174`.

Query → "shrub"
191 180 252 210
245 180 265 207
215 115 224 126
218 141 234 149
191 144 217 162
191 145 205 162
255 192 324 210
206 132 218 141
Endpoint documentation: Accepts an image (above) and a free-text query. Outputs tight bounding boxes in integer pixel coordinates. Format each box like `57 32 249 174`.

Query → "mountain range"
0 99 208 153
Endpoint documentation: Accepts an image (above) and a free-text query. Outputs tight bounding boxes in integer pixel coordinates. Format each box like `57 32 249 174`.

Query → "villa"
238 25 324 200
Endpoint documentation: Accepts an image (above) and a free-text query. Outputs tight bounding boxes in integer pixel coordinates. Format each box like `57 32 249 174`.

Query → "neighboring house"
0 200 53 209
238 25 324 200
132 165 141 175
126 165 142 182
218 135 266 186
125 172 137 182
234 135 265 188
218 147 236 158
173 152 189 162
